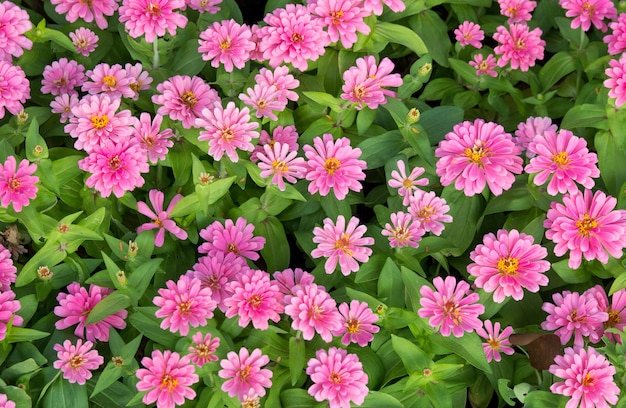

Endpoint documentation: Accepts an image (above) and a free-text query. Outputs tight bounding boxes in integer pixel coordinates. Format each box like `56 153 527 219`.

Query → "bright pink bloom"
559 0 617 31
306 347 369 408
476 320 515 362
311 215 374 275
0 156 38 213
469 53 498 77
0 61 29 119
250 125 299 162
198 19 254 72
154 275 217 336
272 267 315 303
498 0 537 23
407 190 453 236
285 283 342 342
0 394 15 408
54 282 127 343
388 159 428 205
454 21 484 48
125 62 153 100
257 142 307 191
550 347 620 408
70 27 98 56
153 75 220 129
309 0 370 48
255 66 300 106
186 0 221 13
0 245 16 291
605 54 626 107
382 211 424 248
545 189 626 269
136 349 198 408
82 63 134 99
418 276 485 337
304 134 367 200
0 2 32 62
50 93 79 123
137 190 187 247
334 300 379 346
604 13 626 55
493 23 545 71
198 217 266 261
119 0 187 43
41 58 85 96
583 285 626 343
53 339 103 385
363 0 405 15
435 119 523 196
132 113 174 163
219 348 273 401
340 55 402 109
0 290 22 341
514 116 557 155
50 0 118 29
188 332 220 367
187 253 246 313
238 84 282 121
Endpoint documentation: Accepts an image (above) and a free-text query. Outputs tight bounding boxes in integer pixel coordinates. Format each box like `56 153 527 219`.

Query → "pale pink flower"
476 320 515 362
285 283 343 342
132 113 174 163
0 156 38 213
154 275 216 336
198 19 254 72
250 125 299 162
311 215 374 275
454 21 484 48
50 0 118 29
0 245 16 291
604 13 626 55
604 54 626 107
187 253 246 312
53 339 103 385
219 348 273 401
41 58 85 96
186 0 221 13
188 332 220 367
544 189 626 269
54 282 127 343
306 347 368 408
125 63 153 100
382 211 424 248
498 0 537 23
468 229 550 303
255 66 300 106
388 159 428 205
136 349 198 408
238 84 282 121
119 0 187 43
198 217 266 261
137 189 187 247
363 0 405 15
50 93 79 123
0 290 22 341
82 63 134 99
514 116 557 155
550 347 620 408
334 300 379 346
340 55 402 109
0 61 29 119
469 53 498 77
560 0 617 31
304 134 367 200
152 75 220 129
0 394 15 408
257 142 307 190
435 118 523 196
70 27 99 56
407 190 453 236
493 23 545 71
309 0 370 48
0 2 32 62
418 276 485 337
272 267 315 303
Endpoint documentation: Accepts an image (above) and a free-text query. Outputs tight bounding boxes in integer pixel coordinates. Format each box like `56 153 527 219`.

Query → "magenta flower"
0 245 16 291
136 349 199 408
188 332 220 367
311 215 374 275
340 55 402 109
198 217 265 261
238 84 282 121
550 347 620 408
125 62 153 100
604 14 626 55
198 19 255 72
363 0 405 15
50 0 118 29
525 129 600 196
70 27 98 56
418 276 485 337
306 347 369 408
41 58 85 96
559 0 617 31
186 0 221 13
382 211 424 248
468 229 550 303
605 54 626 107
334 300 379 346
132 113 174 163
469 53 498 77
285 283 343 342
309 0 370 49
544 189 626 269
407 190 453 236
119 0 187 43
137 190 188 247
595 288 626 343
0 2 32 62
255 66 300 106
0 394 15 408
498 0 537 23
388 159 429 205
257 142 307 191
50 93 79 123
0 290 22 341
0 156 38 213
53 339 103 385
82 63 134 99
187 253 246 312
476 320 515 362
493 23 545 71
219 347 273 402
272 267 315 302
250 125 300 162
153 275 217 336
0 61 29 119
435 119 523 196
514 116 557 155
454 21 484 48
304 134 367 200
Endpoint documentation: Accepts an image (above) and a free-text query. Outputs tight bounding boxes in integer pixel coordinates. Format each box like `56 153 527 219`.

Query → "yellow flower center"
324 157 341 175
248 295 262 307
108 156 122 171
464 145 488 166
417 205 435 220
552 151 570 168
330 372 342 384
479 60 489 71
346 318 360 334
102 75 116 87
497 257 519 276
220 38 231 50
575 214 597 236
272 160 289 173
334 233 353 256
178 301 191 315
69 355 85 369
581 372 594 387
291 32 303 43
221 128 235 141
605 310 621 329
514 39 525 50
91 114 109 129
487 338 500 350
182 91 198 108
331 10 344 25
147 2 161 16
227 242 238 254
160 374 179 392
353 85 366 100
238 365 251 380
8 177 21 192
443 300 462 325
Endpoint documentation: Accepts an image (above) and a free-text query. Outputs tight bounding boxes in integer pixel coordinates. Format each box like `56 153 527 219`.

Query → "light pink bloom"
272 267 315 303
604 13 626 55
186 0 221 13
50 0 118 29
0 2 32 62
0 61 29 119
51 93 79 123
0 245 16 291
469 53 498 77
334 300 379 346
41 58 85 96
550 347 620 408
132 113 174 163
249 24 264 62
605 54 626 107
219 348 273 402
311 215 374 275
363 0 405 15
285 283 343 342
125 63 153 100
70 27 99 56
388 159 428 205
0 156 38 213
306 347 369 408
82 63 134 99
407 190 453 236
435 119 523 196
514 116 557 155
493 23 545 71
498 0 537 23
304 134 367 200
137 190 187 247
0 290 22 341
187 253 246 313
250 125 299 162
152 75 220 129
188 332 220 367
418 276 485 337
476 320 515 362
257 142 307 190
454 21 484 48
136 349 198 408
545 189 626 269
53 339 103 385
255 66 300 106
198 217 266 261
0 394 15 408
198 19 255 72
119 0 187 43
382 211 424 248
560 0 617 31
309 0 370 49
54 282 127 343
238 83 282 121
153 275 217 336
340 55 402 109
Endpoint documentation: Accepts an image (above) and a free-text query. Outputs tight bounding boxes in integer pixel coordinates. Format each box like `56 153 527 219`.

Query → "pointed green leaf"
85 291 131 325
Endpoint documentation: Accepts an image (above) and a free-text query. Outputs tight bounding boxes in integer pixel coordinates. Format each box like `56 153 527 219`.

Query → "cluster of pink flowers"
340 55 403 109
240 66 300 120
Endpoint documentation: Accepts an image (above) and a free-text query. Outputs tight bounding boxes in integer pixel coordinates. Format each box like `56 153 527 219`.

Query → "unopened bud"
112 356 124 367
127 240 138 258
375 304 387 315
418 63 432 77
33 145 44 157
16 110 28 125
37 266 53 281
406 108 420 124
116 270 127 286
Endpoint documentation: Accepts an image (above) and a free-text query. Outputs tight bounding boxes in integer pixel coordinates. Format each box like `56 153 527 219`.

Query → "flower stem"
152 40 160 70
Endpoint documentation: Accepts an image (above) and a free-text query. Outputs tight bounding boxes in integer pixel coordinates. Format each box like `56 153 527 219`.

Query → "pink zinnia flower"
257 142 307 191
334 300 379 347
493 23 545 71
468 229 550 303
40 58 85 97
285 283 343 342
198 217 266 261
125 62 153 100
583 285 626 343
435 118 523 196
198 19 255 72
476 320 515 362
50 0 118 29
136 349 199 408
132 113 174 163
306 347 369 408
0 2 32 62
250 125 299 162
53 339 103 385
407 190 453 236
186 0 221 13
82 63 134 99
525 129 600 195
309 0 370 49
119 0 187 43
153 75 220 129
545 189 626 269
340 55 402 109
304 134 367 200
498 0 537 23
469 53 498 77
550 347 620 408
311 215 374 275
54 282 127 343
219 347 273 402
0 290 22 341
382 211 424 248
188 332 220 367
0 156 38 213
0 245 16 291
363 0 405 15
0 394 15 408
238 84 283 121
137 189 188 247
454 21 484 48
0 61 29 119
272 267 315 302
418 276 485 337
560 0 617 31
388 159 428 205
153 275 217 336
70 27 99 56
514 116 557 155
604 54 626 107
542 291 609 349
604 13 626 55
187 253 246 312
255 66 300 106
50 93 79 123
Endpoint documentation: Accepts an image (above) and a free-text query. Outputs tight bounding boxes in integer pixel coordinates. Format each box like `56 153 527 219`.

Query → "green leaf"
257 216 290 272
408 11 450 66
0 385 31 408
25 117 49 162
85 291 131 325
195 176 237 207
561 104 608 130
170 39 207 76
302 91 343 112
41 28 75 53
374 22 428 57
42 376 88 408
357 130 406 169
288 336 306 386
539 51 576 91
168 193 200 218
361 391 404 408
16 241 67 287
449 58 479 85
401 267 431 313
129 307 178 350
90 363 123 398
127 258 162 304
595 130 626 196
391 334 432 373
484 187 535 215
1 359 40 383
280 388 318 408
523 390 568 407
440 187 483 255
430 333 492 374
551 259 591 284
420 106 464 145
378 258 404 308
357 108 377 135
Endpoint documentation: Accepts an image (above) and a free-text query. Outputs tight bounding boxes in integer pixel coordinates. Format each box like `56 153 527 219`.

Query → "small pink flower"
255 66 300 106
0 290 22 341
382 211 424 248
407 190 453 236
125 62 153 100
82 63 134 99
498 0 537 23
604 13 626 55
188 332 220 367
257 142 307 191
334 300 379 346
363 0 405 15
493 23 545 72
119 0 188 43
250 125 299 162
41 58 86 96
559 0 617 31
272 267 315 303
70 27 98 56
136 349 199 407
50 93 79 124
198 217 266 261
238 84 282 121
0 61 30 119
186 0 221 13
454 21 484 48
418 276 485 337
340 55 402 109
132 113 174 163
187 253 246 313
550 347 620 408
0 156 38 213
0 394 15 408
219 347 273 402
388 159 428 206
137 189 188 247
306 347 369 408
476 320 515 362
514 116 557 155
605 54 626 107
50 0 118 29
590 287 626 343
309 0 370 49
198 19 255 72
285 283 343 342
53 339 103 385
0 2 32 62
0 245 16 291
469 53 498 77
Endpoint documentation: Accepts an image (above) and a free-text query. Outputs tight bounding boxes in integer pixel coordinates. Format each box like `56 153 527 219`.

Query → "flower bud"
406 108 420 124
37 266 53 281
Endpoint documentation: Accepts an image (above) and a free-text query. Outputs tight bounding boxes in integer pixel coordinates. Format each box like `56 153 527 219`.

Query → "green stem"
152 40 160 70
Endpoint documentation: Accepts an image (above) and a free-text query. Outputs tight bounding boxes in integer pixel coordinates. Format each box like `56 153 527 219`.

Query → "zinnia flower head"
559 0 617 31
382 211 424 248
51 93 79 124
0 156 38 213
476 320 515 362
334 300 379 346
198 217 266 261
250 125 299 162
309 0 371 49
284 283 343 342
0 290 22 341
70 27 99 56
82 63 134 99
125 62 153 100
53 339 104 385
363 0 405 15
198 19 255 72
137 189 188 247
119 0 188 43
454 21 484 48
340 55 402 109
238 83 283 121
255 66 300 105
388 159 429 206
469 53 498 77
586 286 626 343
493 23 545 71
272 267 315 303
407 190 453 236
498 0 537 23
0 61 30 119
132 112 174 163
257 141 307 191
50 0 118 29
219 347 273 402
0 245 16 291
514 116 557 155
604 13 626 55
186 0 221 13
187 253 246 312
188 332 220 367
41 58 86 96
604 54 626 108
0 1 32 62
